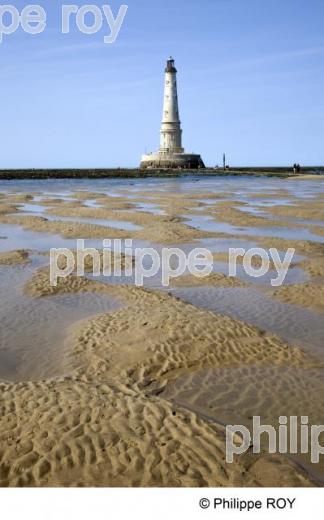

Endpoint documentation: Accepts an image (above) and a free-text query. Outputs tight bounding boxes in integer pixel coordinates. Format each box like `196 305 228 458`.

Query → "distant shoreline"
0 167 323 180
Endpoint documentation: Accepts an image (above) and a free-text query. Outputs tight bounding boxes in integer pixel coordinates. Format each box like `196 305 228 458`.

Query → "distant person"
296 164 301 173
293 163 297 174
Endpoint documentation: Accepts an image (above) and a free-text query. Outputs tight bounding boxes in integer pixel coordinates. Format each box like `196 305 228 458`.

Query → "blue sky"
1 0 323 167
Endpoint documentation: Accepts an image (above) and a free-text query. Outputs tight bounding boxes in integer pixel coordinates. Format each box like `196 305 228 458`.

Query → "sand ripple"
0 269 316 486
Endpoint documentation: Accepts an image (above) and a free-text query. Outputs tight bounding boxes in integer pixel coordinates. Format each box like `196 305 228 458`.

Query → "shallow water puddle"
17 203 48 214
161 363 324 483
185 214 324 243
0 222 108 253
0 262 123 381
236 205 324 228
134 202 165 215
170 286 324 352
12 198 142 232
83 199 104 208
212 260 307 285
238 197 297 207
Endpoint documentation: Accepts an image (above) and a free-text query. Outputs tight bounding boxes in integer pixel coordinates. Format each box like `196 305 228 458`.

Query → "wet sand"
0 250 29 265
0 176 324 487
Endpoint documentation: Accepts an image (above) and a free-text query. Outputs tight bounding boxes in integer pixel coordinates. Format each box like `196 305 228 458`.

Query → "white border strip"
0 488 320 519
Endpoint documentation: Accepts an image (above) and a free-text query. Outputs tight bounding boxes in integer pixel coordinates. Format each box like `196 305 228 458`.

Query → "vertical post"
223 153 226 170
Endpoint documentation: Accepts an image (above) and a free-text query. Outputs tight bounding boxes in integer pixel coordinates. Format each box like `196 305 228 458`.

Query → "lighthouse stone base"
140 152 205 170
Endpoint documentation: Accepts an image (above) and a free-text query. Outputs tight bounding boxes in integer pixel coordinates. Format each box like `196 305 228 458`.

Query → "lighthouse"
140 58 205 169
160 58 183 154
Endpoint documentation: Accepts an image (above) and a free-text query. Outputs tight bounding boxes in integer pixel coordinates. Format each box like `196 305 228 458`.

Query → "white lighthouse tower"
160 58 184 154
140 58 205 169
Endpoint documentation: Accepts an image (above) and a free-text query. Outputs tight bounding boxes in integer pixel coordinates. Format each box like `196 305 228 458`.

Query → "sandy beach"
0 175 324 487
